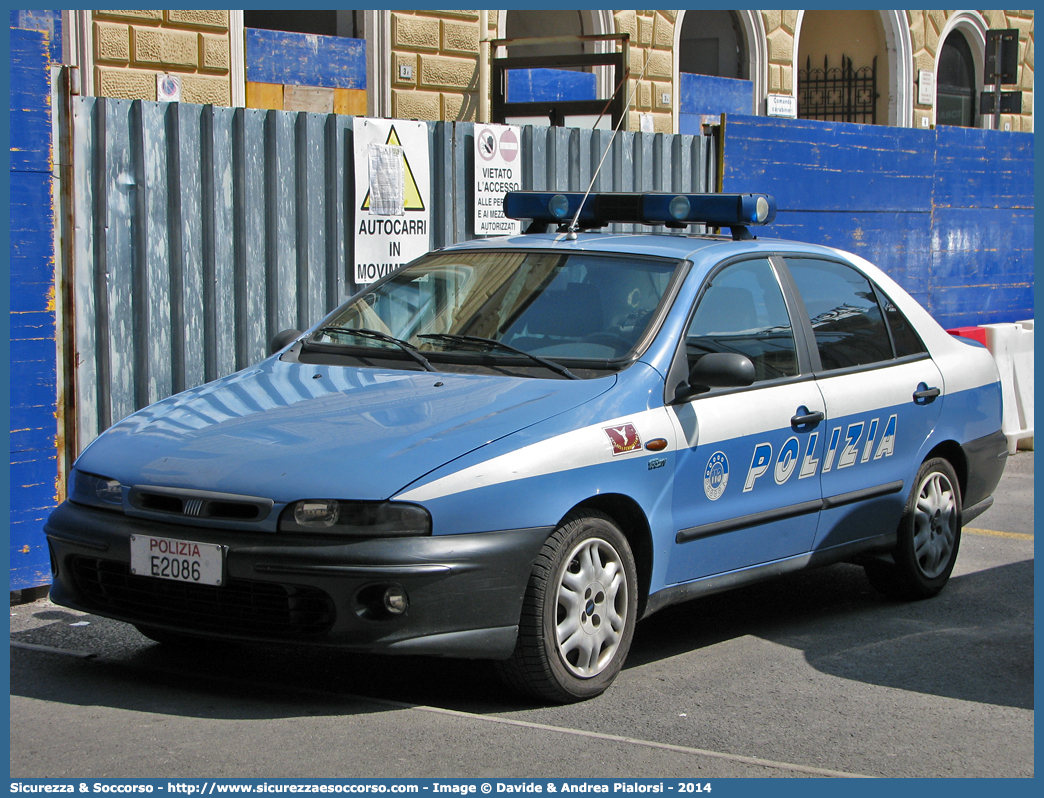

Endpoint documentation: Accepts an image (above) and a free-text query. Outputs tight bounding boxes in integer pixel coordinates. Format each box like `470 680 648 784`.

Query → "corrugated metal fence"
64 97 714 456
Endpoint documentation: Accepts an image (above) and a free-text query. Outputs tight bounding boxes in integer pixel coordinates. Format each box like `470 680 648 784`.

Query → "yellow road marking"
964 527 1033 540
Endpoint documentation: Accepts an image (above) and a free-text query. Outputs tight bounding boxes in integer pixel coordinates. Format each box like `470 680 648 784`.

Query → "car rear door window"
785 258 893 371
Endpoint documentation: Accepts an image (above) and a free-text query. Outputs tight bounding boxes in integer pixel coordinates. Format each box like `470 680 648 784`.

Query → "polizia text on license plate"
129 534 225 586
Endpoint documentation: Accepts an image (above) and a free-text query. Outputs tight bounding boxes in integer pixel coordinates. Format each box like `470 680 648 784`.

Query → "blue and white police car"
46 191 1007 703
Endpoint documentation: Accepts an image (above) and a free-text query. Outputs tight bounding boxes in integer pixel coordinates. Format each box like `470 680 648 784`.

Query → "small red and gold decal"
604 423 642 456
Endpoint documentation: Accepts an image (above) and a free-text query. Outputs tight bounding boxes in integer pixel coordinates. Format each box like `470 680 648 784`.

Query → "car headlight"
279 500 432 537
68 469 124 511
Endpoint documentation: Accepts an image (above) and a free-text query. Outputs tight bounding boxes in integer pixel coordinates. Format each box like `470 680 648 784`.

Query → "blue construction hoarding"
678 72 754 134
245 27 366 89
10 10 62 590
721 114 1033 330
506 68 597 104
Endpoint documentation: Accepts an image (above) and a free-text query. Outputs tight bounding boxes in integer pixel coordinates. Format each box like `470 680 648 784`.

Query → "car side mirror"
270 329 303 355
673 353 756 403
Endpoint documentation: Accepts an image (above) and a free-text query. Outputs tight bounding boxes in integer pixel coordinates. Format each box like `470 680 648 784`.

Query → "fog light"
383 586 408 615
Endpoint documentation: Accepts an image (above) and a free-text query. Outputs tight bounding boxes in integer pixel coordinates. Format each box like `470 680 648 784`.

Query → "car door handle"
913 384 941 404
791 408 824 428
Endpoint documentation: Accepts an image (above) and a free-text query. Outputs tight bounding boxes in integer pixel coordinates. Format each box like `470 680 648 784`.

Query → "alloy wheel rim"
912 471 957 578
554 537 628 678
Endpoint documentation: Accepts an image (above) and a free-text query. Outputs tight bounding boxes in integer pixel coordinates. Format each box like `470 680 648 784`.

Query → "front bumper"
45 501 551 659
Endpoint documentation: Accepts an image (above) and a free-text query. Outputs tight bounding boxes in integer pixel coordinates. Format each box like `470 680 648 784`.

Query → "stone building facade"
84 9 234 105
906 9 1034 130
63 9 1033 133
390 10 488 122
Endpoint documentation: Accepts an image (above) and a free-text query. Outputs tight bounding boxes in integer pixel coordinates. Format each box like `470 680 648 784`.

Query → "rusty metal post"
54 65 79 491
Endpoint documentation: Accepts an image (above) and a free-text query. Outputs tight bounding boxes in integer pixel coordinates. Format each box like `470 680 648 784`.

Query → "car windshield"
314 250 681 366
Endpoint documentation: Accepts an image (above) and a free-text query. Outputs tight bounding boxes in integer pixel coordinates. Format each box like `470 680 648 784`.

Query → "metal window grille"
798 55 878 124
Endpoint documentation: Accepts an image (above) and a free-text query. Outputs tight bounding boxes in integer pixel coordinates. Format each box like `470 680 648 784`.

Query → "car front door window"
685 258 799 383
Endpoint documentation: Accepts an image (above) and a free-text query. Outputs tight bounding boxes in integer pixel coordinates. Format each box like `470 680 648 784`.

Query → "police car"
45 191 1007 703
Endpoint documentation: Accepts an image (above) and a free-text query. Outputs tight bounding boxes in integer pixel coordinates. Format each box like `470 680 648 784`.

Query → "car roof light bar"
503 191 777 241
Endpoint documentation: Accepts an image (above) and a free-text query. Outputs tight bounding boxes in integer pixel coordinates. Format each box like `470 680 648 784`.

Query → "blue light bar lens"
548 194 570 219
738 194 776 224
503 192 598 226
668 195 691 221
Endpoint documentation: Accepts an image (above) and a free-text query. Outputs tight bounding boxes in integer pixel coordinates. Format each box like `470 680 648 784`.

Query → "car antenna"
565 53 652 240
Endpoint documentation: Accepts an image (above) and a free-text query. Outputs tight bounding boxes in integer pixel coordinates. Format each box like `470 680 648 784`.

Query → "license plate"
129 534 225 586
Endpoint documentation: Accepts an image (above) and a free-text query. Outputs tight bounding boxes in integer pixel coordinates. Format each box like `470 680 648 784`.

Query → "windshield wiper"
312 326 436 372
418 333 579 380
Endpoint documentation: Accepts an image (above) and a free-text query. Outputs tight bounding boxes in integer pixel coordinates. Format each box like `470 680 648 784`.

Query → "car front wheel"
497 511 638 703
865 457 962 600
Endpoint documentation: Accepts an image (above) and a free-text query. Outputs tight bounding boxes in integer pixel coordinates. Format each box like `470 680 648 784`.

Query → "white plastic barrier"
982 321 1034 454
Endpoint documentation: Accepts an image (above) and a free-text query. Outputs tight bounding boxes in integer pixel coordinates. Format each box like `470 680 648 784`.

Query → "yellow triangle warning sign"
361 125 426 213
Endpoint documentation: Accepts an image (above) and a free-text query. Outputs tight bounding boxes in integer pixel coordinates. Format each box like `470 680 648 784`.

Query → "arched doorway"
796 10 886 124
936 30 978 127
499 12 613 80
243 9 361 37
934 13 988 129
494 9 613 124
674 10 761 130
795 10 912 125
504 10 583 59
678 10 747 79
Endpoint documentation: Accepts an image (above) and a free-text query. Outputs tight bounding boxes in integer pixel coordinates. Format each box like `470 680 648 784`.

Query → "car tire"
497 511 638 703
864 457 962 600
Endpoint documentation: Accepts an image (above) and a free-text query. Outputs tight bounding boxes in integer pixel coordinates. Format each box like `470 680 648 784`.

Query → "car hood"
75 359 615 502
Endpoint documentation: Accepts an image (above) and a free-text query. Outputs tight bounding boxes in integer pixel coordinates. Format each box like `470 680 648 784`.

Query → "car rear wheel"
497 511 638 703
865 457 962 600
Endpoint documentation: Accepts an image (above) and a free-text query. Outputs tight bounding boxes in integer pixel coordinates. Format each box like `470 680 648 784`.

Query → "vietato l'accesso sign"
474 124 522 236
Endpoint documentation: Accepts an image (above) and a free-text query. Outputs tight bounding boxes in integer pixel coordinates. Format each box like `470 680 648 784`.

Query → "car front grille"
128 486 272 522
71 557 335 638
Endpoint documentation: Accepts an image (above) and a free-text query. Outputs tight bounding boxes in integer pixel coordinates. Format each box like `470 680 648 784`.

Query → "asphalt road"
10 453 1033 779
